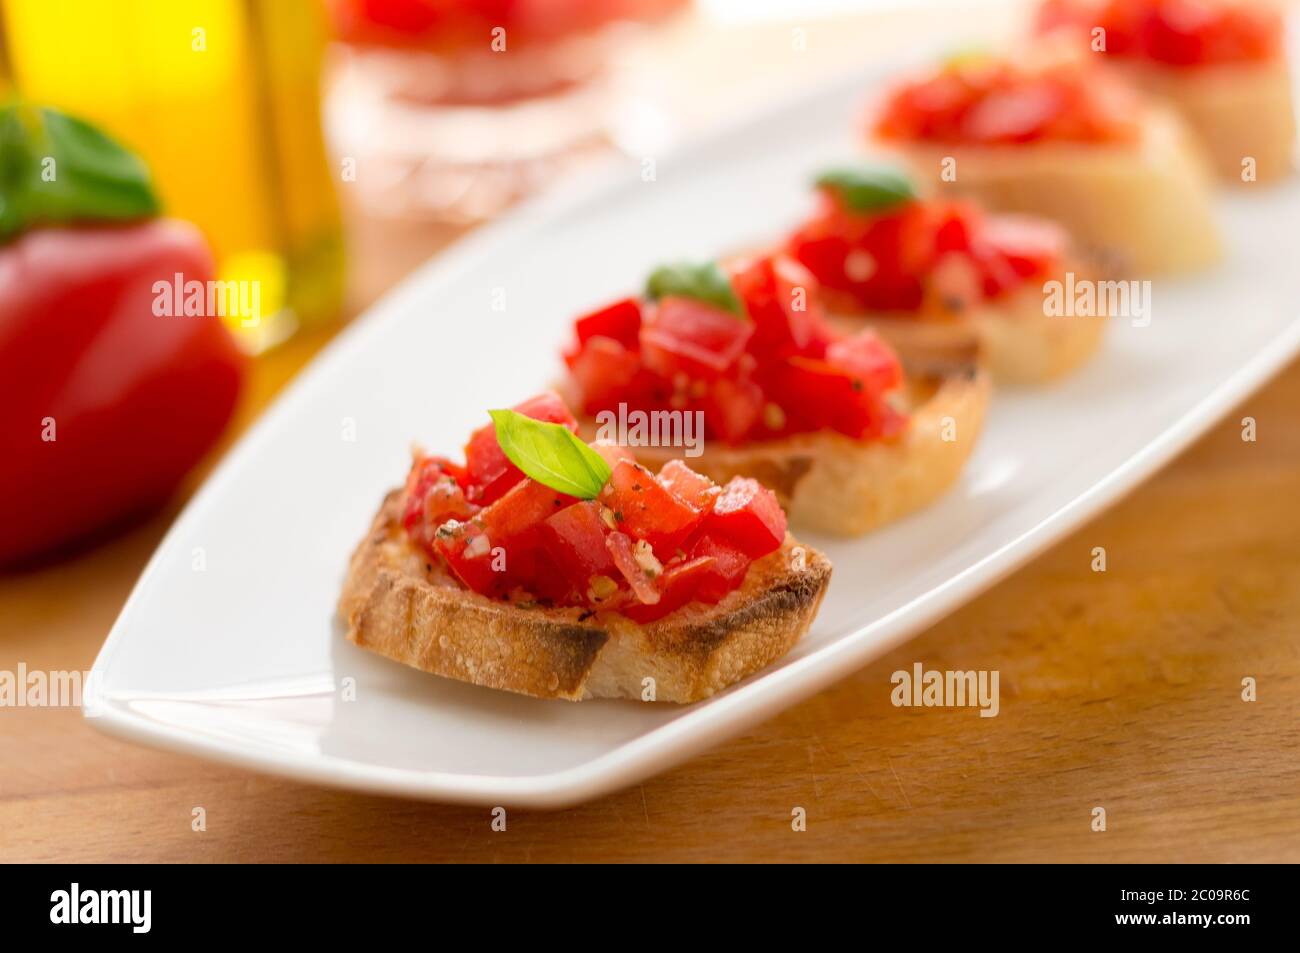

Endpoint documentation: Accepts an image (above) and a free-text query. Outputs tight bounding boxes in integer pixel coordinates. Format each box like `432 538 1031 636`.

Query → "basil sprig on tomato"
645 260 745 318
813 164 915 213
0 102 160 243
489 408 612 499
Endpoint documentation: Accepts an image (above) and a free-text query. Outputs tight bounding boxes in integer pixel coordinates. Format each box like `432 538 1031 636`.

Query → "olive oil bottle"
0 0 345 351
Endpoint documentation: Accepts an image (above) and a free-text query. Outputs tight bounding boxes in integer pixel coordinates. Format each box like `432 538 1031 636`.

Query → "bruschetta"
1037 0 1295 183
872 45 1222 274
784 163 1111 384
558 256 990 536
339 395 831 703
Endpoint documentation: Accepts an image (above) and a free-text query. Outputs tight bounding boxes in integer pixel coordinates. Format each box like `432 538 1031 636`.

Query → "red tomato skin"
704 477 787 559
727 254 825 359
702 375 765 444
401 455 476 551
657 459 720 515
687 533 753 603
0 221 245 567
568 335 647 415
539 500 617 592
599 459 705 559
574 296 642 350
639 295 754 380
463 391 577 505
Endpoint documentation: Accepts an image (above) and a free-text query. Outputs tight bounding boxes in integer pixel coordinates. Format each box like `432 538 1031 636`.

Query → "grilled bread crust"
339 492 831 703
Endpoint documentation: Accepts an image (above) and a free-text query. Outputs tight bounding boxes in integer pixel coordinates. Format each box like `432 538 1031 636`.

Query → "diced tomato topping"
539 500 618 593
640 295 754 380
1037 0 1282 68
789 188 1062 315
874 50 1140 145
573 296 642 349
600 459 705 558
605 531 661 606
622 555 717 624
703 477 787 559
402 396 793 624
563 251 915 445
464 391 578 505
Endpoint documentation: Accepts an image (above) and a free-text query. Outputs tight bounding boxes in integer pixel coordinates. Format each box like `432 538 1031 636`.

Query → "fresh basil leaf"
489 409 612 500
814 164 915 213
645 260 744 317
0 102 160 244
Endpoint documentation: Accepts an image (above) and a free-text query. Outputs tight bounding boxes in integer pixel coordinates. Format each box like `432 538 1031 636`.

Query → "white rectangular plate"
89 63 1300 807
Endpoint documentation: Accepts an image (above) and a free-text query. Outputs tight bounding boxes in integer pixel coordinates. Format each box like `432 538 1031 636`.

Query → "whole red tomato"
0 220 246 567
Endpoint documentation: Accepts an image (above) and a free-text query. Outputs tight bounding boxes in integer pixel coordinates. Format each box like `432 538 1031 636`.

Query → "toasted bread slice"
1123 59 1295 184
824 259 1110 385
886 108 1221 275
576 336 989 537
339 492 832 703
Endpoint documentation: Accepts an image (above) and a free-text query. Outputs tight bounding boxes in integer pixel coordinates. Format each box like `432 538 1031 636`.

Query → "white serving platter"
88 63 1300 808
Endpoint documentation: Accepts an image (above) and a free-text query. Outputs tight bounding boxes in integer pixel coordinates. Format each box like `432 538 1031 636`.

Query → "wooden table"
3 4 1300 863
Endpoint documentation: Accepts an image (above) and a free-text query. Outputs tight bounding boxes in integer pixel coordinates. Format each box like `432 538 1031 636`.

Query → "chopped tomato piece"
600 459 705 558
772 355 900 440
640 295 753 380
687 533 752 602
704 477 787 559
657 459 720 514
727 253 825 359
826 331 905 399
464 391 578 504
401 455 472 540
539 500 617 593
605 531 660 606
478 477 573 548
978 214 1066 280
622 555 716 624
433 521 500 596
703 375 765 444
574 296 642 349
568 335 645 414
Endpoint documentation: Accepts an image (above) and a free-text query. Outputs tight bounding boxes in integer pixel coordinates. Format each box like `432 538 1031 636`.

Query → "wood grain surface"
2 4 1299 864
